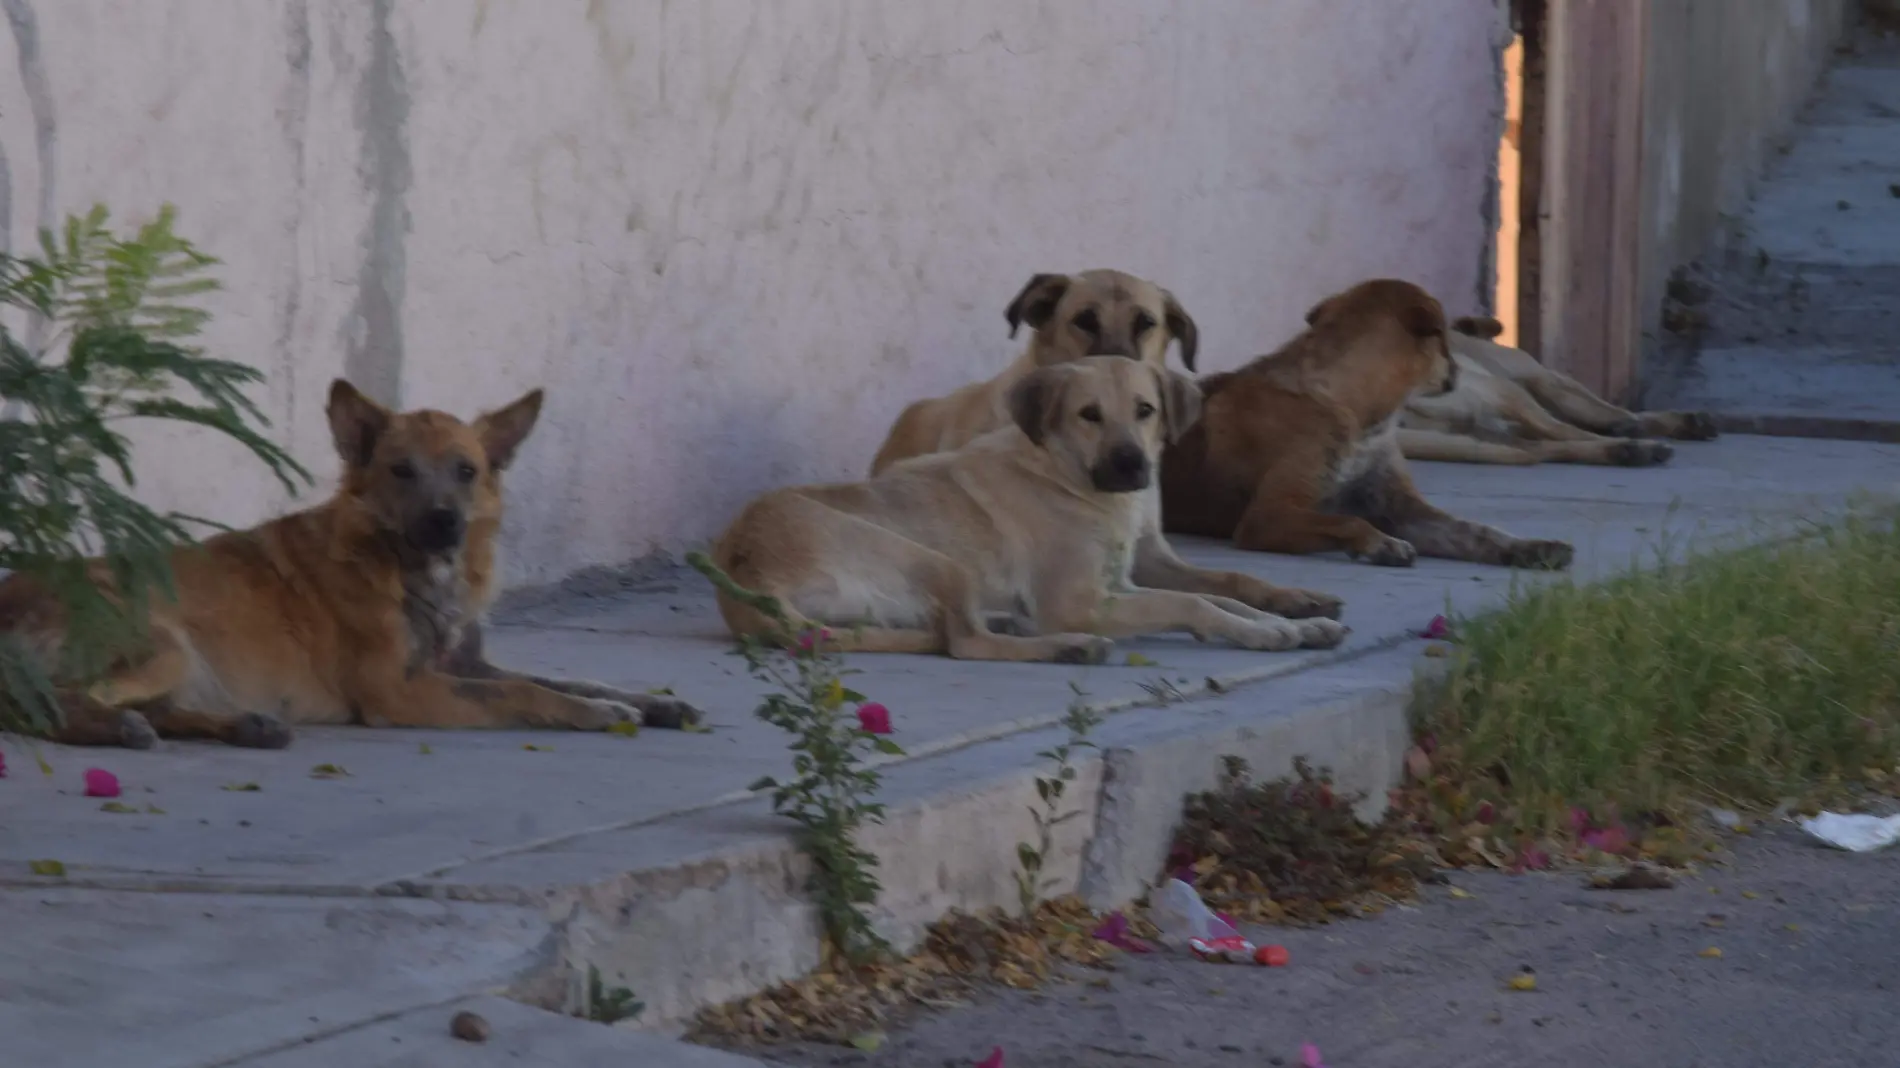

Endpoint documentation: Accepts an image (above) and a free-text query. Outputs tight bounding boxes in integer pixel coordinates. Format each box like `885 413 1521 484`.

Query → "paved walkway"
1650 31 1900 434
6 435 1900 1067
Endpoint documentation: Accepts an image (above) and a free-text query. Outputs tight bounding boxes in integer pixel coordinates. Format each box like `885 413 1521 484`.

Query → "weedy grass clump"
1410 512 1900 858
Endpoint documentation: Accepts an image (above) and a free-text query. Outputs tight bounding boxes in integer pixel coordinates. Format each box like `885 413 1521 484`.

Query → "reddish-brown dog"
0 380 700 750
1160 279 1574 570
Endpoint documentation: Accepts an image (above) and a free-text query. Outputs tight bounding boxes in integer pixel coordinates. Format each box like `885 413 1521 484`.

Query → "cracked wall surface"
0 0 1504 584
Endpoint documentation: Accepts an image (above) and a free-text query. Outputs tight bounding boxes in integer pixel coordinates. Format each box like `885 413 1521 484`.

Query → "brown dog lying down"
868 269 1342 621
0 380 701 750
711 358 1348 661
1400 315 1718 466
1160 280 1574 570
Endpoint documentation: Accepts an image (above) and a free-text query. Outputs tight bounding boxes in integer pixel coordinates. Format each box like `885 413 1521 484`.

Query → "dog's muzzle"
1090 442 1151 493
412 507 466 553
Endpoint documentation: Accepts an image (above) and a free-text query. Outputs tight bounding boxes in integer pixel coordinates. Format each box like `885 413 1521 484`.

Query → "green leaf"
1035 778 1053 803
309 763 350 778
848 1031 886 1053
870 737 905 756
99 801 137 814
606 721 641 737
747 776 780 792
1124 652 1157 667
221 782 261 792
28 859 66 877
1017 843 1041 869
418 743 433 755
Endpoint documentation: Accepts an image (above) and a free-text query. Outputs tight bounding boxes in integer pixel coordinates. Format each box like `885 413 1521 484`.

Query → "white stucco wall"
1 0 1507 586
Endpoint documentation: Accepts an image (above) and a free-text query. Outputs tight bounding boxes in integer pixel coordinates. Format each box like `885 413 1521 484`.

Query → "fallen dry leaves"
689 896 1128 1047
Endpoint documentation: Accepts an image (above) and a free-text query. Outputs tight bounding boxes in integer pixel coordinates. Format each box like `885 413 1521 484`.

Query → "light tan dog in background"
1400 316 1718 467
868 269 1342 621
712 357 1348 661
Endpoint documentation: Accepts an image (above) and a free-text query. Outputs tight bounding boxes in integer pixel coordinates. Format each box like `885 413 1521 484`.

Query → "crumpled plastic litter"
1150 878 1241 944
1151 878 1259 962
1800 811 1900 852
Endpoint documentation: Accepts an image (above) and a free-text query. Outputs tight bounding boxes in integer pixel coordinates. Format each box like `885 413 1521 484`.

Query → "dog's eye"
389 462 416 480
1073 310 1101 335
1078 404 1103 424
456 462 479 483
1134 401 1156 420
1132 312 1156 335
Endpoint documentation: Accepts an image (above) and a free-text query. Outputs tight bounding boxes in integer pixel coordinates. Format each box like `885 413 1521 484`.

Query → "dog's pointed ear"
1157 367 1204 443
1007 366 1065 447
326 379 392 468
1162 290 1198 372
1304 294 1339 328
1004 273 1071 338
1451 315 1505 340
474 389 545 472
1402 295 1448 338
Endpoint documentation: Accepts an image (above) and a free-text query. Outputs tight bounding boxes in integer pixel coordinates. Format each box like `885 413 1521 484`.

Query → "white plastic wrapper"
1800 811 1900 852
1150 878 1241 944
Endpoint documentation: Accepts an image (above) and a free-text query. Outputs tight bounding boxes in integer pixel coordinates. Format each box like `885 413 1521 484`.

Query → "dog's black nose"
416 507 465 552
1090 442 1151 493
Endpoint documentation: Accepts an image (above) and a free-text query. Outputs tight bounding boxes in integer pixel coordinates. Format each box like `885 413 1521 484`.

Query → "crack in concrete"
344 0 412 407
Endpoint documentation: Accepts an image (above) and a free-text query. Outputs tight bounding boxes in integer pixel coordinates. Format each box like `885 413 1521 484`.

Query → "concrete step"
233 996 772 1067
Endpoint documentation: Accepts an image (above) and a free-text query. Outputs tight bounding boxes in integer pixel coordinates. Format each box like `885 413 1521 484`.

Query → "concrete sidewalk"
1649 32 1900 436
3 435 1899 1068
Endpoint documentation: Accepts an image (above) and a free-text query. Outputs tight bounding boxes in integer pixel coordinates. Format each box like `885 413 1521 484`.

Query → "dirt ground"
727 824 1900 1068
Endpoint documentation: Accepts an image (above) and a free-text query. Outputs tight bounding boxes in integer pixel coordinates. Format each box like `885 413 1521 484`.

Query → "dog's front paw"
1356 535 1418 568
630 693 704 731
1609 439 1674 467
1256 584 1344 620
1674 412 1719 441
1503 539 1574 571
1236 619 1304 652
1050 635 1114 665
574 698 643 731
119 710 159 751
1295 617 1351 649
229 712 294 750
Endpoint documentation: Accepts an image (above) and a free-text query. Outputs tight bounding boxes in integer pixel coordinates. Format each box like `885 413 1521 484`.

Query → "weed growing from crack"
687 551 905 965
581 965 645 1025
1016 688 1103 918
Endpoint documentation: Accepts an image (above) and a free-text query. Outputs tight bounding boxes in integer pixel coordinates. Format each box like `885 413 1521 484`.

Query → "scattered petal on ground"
975 1046 1004 1068
82 768 121 798
1300 1041 1327 1068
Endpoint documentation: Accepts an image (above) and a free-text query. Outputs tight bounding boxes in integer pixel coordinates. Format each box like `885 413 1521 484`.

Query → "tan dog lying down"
1400 316 1718 466
711 357 1348 661
868 269 1341 622
0 381 701 750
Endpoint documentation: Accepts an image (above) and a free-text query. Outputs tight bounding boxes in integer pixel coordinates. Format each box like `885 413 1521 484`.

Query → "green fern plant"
0 204 308 736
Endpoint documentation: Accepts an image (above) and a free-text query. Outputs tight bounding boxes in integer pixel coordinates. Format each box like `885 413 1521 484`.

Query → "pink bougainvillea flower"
796 627 834 653
975 1047 1004 1068
0 750 8 778
1519 846 1553 871
1582 826 1632 856
1421 614 1451 640
82 768 121 798
1091 912 1154 953
1301 1042 1327 1068
1475 801 1498 825
856 703 892 735
1569 806 1593 833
